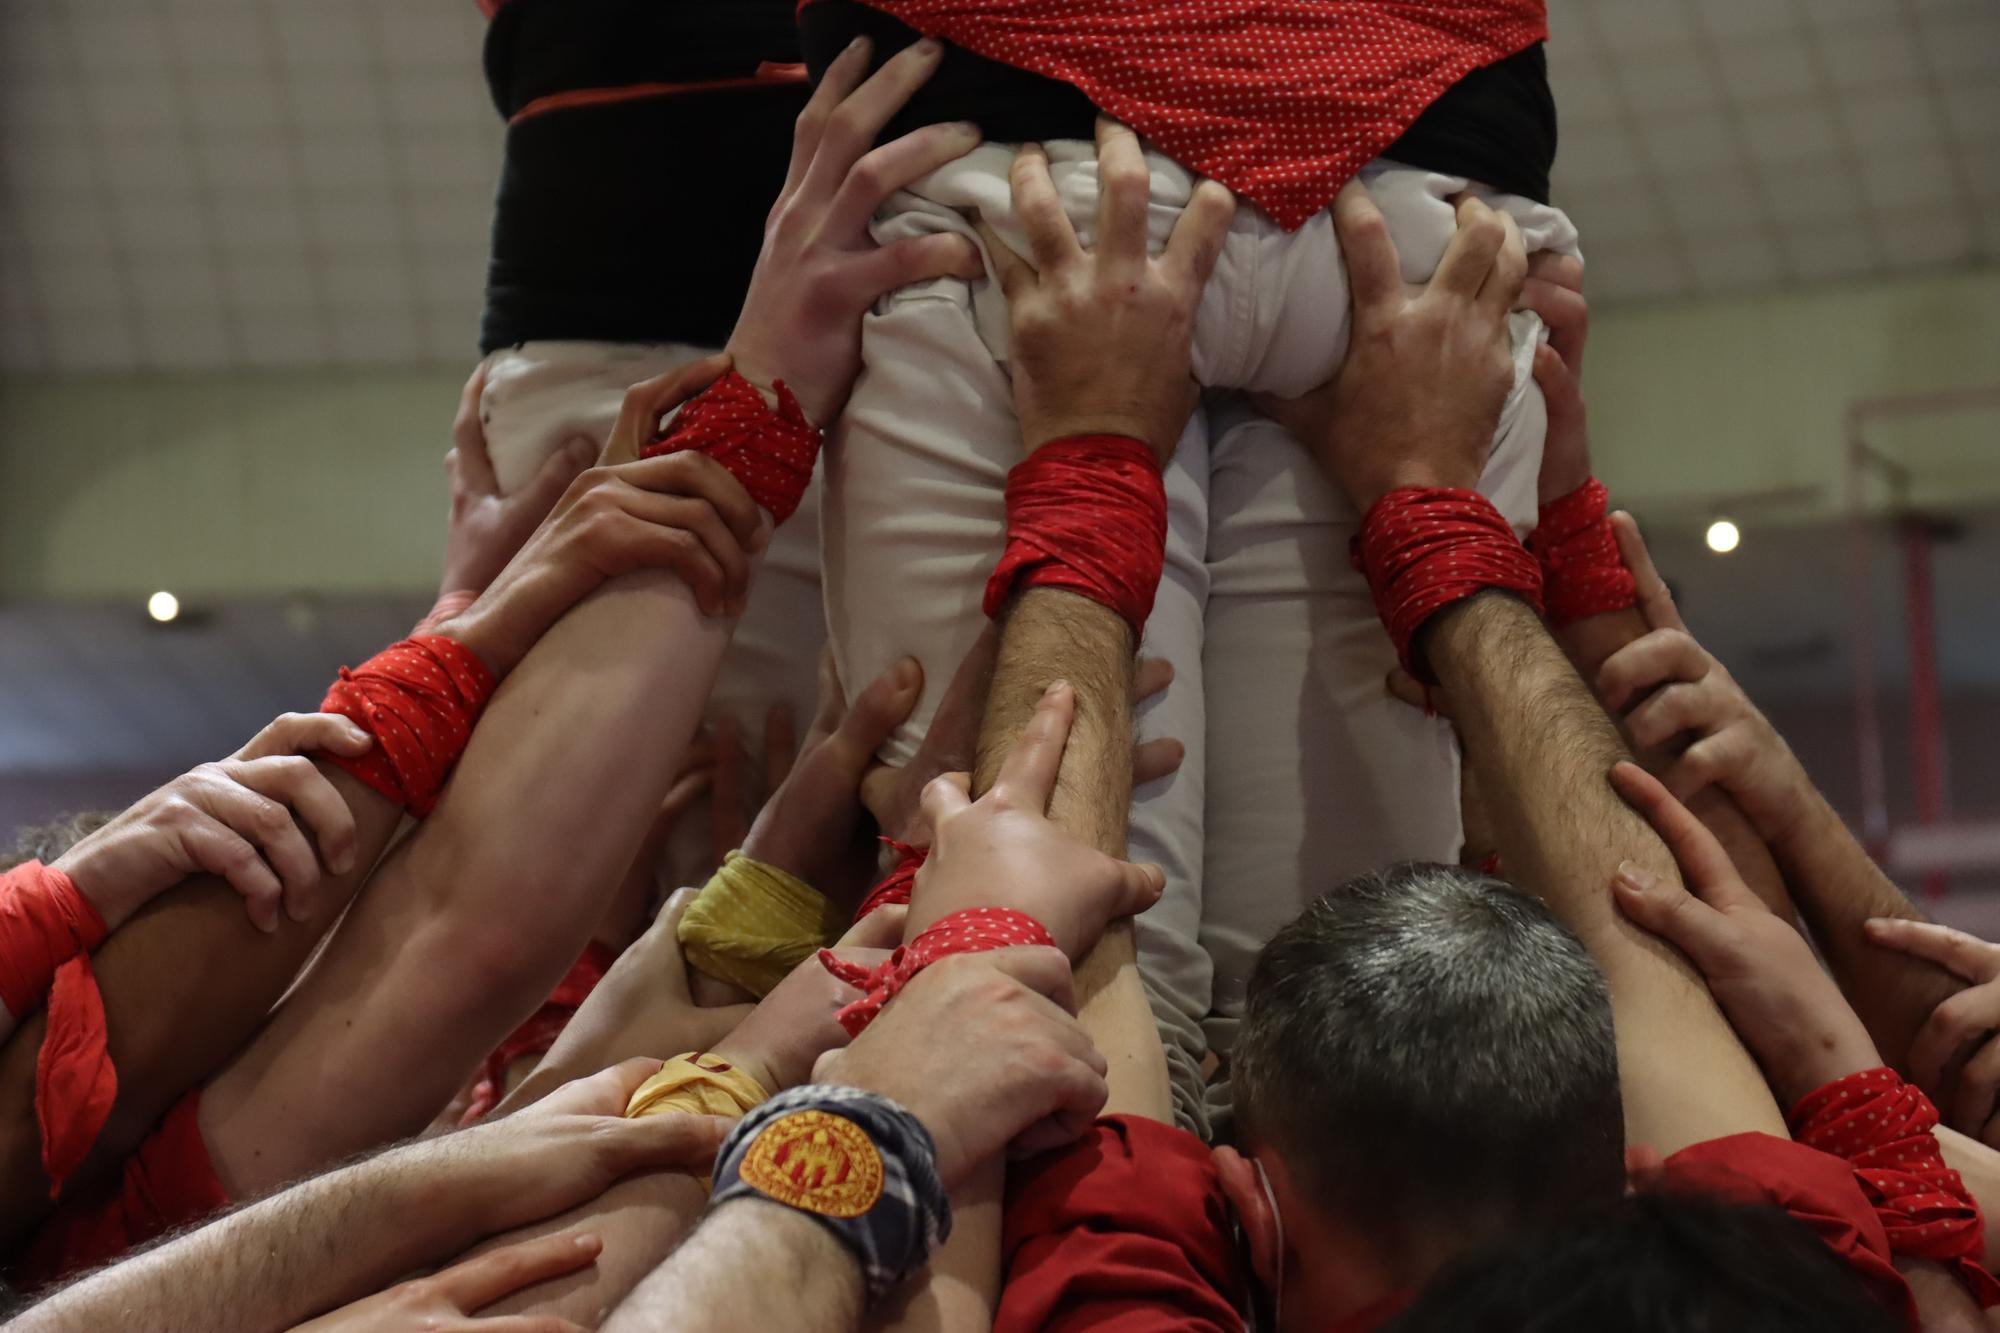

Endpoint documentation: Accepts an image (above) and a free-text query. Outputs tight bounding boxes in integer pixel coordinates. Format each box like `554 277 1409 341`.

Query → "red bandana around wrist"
854 840 928 924
1353 487 1543 681
819 907 1054 1036
1791 1067 2000 1305
982 435 1168 638
0 862 117 1200
1528 477 1638 627
319 635 496 818
642 370 820 525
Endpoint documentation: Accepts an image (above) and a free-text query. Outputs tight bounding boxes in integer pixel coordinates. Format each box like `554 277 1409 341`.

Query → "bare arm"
608 1199 865 1333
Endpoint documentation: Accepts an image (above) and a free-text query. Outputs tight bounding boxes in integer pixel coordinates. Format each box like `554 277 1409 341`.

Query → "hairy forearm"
1429 594 1784 1151
605 1200 863 1333
0 767 401 1240
17 1134 491 1333
976 588 1171 1120
1768 796 1960 1074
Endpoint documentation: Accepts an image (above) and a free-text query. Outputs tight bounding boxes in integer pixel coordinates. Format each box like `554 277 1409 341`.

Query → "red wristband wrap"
819 907 1055 1037
0 862 117 1199
1528 477 1637 627
1792 1067 2000 1305
0 862 107 1019
319 636 496 818
641 369 819 525
982 435 1168 638
854 839 927 923
1354 487 1543 681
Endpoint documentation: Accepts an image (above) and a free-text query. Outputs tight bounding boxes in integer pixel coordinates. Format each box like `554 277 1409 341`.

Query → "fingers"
1596 628 1712 715
1608 858 1730 966
1093 118 1152 275
1527 248 1585 294
981 943 1079 1015
1611 511 1687 633
235 711 373 762
1864 917 2000 985
846 230 987 307
993 680 1076 811
612 491 749 617
783 37 873 201
826 120 982 241
1132 737 1184 786
178 815 282 933
1607 761 1754 910
1133 656 1174 705
975 219 1034 303
918 771 973 832
605 353 734 466
617 449 763 554
1478 207 1528 312
231 753 360 888
1384 666 1452 719
602 1111 735 1177
1622 680 1717 753
798 38 947 206
1110 859 1168 920
203 760 329 918
712 717 748 855
1432 193 1509 299
433 1232 604 1314
1331 178 1400 308
1011 143 1082 274
524 436 600 515
1952 1036 2000 1140
764 703 798 797
1162 178 1235 295
449 360 497 494
1910 985 2000 1103
1519 275 1588 372
826 657 922 773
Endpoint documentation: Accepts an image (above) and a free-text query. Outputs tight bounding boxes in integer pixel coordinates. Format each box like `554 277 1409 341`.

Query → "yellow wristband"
625 1051 770 1120
677 851 833 997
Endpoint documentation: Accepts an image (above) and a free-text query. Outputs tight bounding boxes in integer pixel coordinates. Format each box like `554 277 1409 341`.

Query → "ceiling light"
1704 519 1740 555
147 590 180 623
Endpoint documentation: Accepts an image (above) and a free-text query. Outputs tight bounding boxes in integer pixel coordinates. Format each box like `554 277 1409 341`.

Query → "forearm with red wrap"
1528 477 1637 627
642 369 821 525
1354 487 1543 681
318 635 496 817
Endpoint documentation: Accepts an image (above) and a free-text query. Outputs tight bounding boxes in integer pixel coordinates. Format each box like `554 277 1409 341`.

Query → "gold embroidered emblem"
739 1110 884 1219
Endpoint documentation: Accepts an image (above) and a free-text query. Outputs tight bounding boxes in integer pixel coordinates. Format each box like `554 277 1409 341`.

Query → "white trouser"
479 341 829 892
824 143 1577 1134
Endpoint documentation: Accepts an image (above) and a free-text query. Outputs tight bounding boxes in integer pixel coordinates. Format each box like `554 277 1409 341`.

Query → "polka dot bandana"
1528 477 1637 627
819 907 1055 1036
838 0 1547 229
642 369 821 525
982 434 1168 637
1791 1066 2000 1304
1354 486 1544 681
319 635 497 818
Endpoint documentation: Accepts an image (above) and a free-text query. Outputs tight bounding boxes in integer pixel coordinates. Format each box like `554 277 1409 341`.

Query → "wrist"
706 1035 779 1097
428 599 520 682
1350 465 1481 513
46 850 127 932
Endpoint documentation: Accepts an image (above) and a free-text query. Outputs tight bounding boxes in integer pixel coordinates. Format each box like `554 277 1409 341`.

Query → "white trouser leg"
479 341 828 892
823 276 1216 1131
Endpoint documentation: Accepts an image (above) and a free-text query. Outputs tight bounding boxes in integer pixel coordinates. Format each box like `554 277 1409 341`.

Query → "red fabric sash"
0 862 105 1019
820 907 1054 1036
18 1089 230 1284
855 840 927 923
319 635 496 817
845 0 1546 230
1354 487 1543 679
642 369 820 525
1528 477 1637 627
982 435 1168 638
1791 1067 2000 1306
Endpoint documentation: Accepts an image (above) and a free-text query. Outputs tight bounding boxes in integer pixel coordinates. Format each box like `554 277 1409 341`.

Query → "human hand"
461 1058 733 1229
739 650 925 912
820 948 1105 1185
1254 185 1527 510
1592 514 1815 845
1518 250 1589 505
440 362 599 602
708 946 888 1095
902 681 1165 960
979 120 1234 466
54 713 373 932
1610 761 1879 1107
859 633 1182 849
439 362 765 677
290 1231 601 1332
1863 919 2000 1146
725 38 984 425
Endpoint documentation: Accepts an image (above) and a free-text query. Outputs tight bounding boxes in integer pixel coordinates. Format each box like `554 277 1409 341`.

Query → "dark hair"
1383 1190 1898 1332
1232 862 1623 1241
0 811 114 872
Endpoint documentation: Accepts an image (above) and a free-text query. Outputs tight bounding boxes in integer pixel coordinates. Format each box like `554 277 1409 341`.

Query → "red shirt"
846 0 1546 229
998 1119 1922 1332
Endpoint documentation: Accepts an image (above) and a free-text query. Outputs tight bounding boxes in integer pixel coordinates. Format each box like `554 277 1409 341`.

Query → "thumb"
608 1111 734 1174
919 772 973 834
1108 859 1167 920
526 437 596 509
1385 667 1452 720
855 232 986 302
1610 860 1727 966
827 657 923 773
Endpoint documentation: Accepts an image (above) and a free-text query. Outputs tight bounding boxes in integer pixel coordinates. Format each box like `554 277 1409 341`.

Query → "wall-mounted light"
1704 518 1741 555
146 590 181 623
